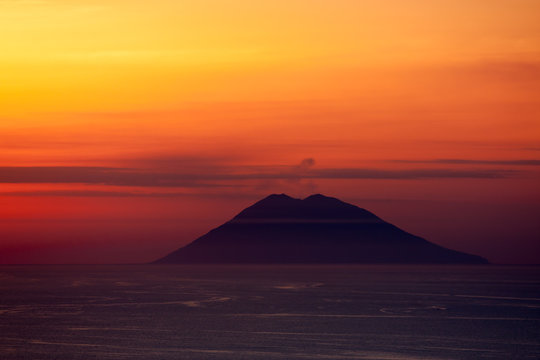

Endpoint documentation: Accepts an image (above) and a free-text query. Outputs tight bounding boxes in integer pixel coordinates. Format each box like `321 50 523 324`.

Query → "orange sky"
1 0 539 264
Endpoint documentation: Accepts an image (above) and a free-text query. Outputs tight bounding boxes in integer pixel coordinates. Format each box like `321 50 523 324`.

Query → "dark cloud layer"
0 164 515 189
0 166 226 187
0 190 170 197
392 159 540 166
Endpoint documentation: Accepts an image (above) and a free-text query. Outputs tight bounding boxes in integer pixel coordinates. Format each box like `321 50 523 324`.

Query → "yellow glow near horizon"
2 0 539 114
1 0 539 167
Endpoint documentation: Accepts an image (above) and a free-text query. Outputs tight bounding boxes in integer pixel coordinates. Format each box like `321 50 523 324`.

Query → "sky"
1 0 539 264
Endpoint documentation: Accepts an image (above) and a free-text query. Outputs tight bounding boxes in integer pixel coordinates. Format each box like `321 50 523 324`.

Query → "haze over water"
1 265 539 359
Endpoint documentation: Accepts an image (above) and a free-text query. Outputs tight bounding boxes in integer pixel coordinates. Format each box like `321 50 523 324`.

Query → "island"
154 194 488 264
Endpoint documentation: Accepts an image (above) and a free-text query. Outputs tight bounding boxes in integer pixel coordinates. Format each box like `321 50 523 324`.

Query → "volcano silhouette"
154 194 488 264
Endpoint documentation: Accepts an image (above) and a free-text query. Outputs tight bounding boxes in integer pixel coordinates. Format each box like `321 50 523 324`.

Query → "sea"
0 265 539 360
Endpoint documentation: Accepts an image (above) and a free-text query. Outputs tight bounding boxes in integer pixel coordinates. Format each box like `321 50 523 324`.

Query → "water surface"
1 265 539 359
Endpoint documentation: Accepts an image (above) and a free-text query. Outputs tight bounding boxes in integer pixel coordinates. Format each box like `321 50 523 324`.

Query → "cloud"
0 190 174 197
305 168 512 179
0 166 228 187
259 158 319 197
296 158 315 170
0 163 516 188
464 60 540 83
392 159 540 166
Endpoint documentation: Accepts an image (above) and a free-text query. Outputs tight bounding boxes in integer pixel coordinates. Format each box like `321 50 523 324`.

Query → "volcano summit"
155 194 488 264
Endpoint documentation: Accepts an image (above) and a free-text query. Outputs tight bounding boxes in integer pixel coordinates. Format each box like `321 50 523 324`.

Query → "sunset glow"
1 0 539 264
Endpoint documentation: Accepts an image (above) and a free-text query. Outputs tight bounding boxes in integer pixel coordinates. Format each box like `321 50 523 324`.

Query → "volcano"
154 194 488 264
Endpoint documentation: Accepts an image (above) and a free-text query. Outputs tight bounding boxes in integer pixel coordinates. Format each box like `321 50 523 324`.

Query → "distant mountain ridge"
232 194 382 221
154 194 489 264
